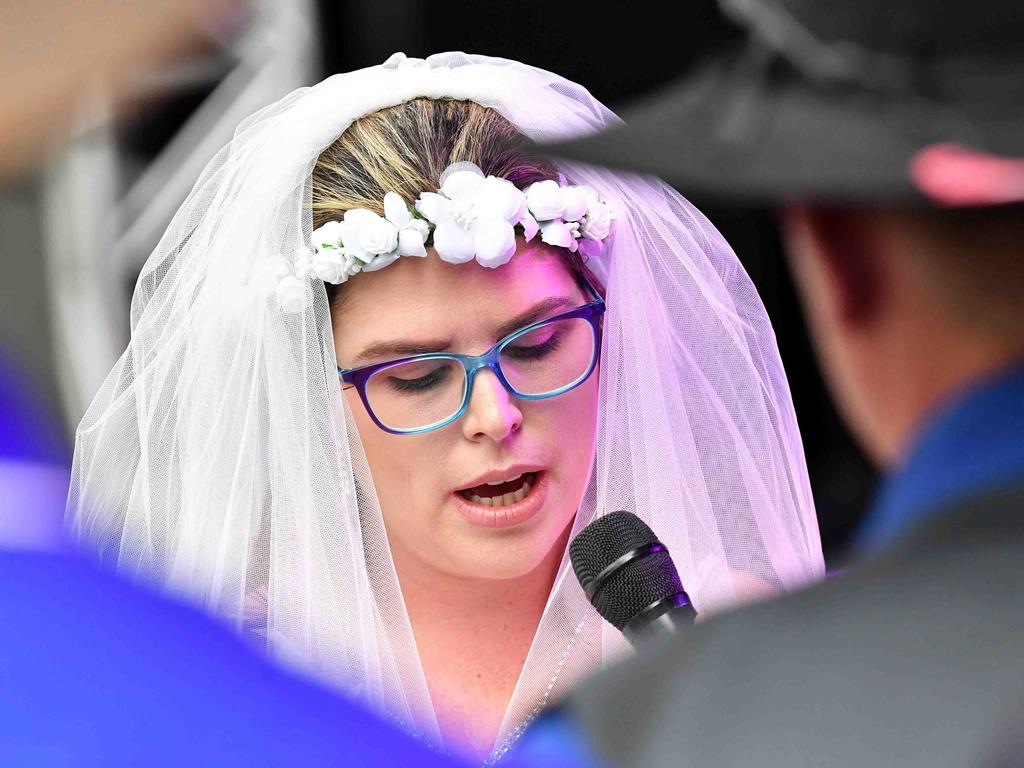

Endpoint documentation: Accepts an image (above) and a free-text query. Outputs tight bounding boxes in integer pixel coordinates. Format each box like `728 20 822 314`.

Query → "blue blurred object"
512 711 604 768
0 345 69 465
0 344 70 551
0 550 463 767
0 345 469 766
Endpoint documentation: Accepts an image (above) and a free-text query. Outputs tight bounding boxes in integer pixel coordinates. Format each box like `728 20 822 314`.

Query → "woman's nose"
461 368 523 442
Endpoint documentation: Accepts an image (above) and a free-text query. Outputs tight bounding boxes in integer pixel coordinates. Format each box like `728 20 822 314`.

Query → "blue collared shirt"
856 361 1024 553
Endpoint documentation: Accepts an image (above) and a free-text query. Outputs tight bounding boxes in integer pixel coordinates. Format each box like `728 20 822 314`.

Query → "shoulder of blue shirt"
0 550 460 767
856 359 1024 553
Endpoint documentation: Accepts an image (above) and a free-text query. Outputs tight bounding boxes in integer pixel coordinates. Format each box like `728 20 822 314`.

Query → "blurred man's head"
780 203 1024 465
536 0 1024 470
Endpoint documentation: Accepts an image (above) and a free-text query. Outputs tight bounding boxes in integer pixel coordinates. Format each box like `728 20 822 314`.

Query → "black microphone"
569 510 696 646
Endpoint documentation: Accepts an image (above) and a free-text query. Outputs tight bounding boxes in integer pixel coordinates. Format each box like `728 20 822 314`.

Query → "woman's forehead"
336 246 580 343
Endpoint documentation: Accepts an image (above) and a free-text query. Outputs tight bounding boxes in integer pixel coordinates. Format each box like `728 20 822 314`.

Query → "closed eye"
504 330 563 361
384 362 452 393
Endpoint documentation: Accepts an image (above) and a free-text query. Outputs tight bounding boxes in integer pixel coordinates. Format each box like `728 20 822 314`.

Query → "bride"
68 52 824 762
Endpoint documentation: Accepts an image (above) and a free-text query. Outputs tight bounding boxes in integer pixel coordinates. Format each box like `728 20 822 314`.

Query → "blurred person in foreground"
518 0 1024 765
0 0 238 179
2 330 469 768
0 4 469 766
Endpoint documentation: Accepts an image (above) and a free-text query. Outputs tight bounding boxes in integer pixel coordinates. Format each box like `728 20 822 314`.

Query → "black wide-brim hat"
537 0 1024 206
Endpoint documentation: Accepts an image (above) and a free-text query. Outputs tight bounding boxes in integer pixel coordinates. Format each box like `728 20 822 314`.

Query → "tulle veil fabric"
67 51 824 760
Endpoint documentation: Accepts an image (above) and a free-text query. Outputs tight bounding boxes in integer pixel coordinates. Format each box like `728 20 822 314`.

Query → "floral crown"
276 162 615 310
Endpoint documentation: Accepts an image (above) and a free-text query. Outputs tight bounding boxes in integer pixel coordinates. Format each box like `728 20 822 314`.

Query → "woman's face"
332 238 600 582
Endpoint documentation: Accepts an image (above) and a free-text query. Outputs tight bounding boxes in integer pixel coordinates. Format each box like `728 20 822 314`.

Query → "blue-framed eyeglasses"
338 275 605 435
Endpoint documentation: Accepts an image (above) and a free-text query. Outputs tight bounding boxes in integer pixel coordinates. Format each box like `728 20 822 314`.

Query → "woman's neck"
391 529 570 762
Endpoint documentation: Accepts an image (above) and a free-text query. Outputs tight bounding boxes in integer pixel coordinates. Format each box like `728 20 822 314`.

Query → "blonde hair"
311 97 605 306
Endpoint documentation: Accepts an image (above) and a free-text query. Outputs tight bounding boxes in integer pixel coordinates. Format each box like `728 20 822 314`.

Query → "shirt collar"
857 360 1024 554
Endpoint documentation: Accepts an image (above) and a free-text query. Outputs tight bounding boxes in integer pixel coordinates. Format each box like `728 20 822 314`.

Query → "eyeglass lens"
363 316 596 431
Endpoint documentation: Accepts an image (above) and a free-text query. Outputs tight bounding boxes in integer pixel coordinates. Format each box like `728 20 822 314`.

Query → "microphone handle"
621 593 697 647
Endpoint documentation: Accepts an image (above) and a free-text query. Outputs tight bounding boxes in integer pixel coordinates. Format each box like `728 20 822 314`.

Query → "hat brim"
535 50 984 206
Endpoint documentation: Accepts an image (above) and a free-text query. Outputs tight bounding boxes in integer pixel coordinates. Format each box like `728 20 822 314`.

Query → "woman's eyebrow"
351 339 453 365
351 295 577 366
493 295 576 338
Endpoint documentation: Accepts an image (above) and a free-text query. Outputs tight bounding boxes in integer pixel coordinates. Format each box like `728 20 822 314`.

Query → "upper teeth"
487 473 523 486
466 474 534 507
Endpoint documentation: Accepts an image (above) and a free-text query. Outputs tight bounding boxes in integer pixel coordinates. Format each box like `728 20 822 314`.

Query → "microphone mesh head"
570 510 658 586
569 510 685 630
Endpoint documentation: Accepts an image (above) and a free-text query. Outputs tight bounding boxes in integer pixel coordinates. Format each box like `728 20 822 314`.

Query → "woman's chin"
432 535 558 580
437 513 575 581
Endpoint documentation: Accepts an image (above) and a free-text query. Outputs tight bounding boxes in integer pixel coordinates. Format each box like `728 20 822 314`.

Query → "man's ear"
780 204 881 327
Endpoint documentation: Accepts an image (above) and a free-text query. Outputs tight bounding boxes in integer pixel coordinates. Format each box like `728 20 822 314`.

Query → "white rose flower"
341 208 400 264
581 186 602 209
340 209 377 264
359 216 399 256
275 274 306 313
383 191 428 257
561 186 590 221
526 180 565 221
311 221 344 251
582 202 612 241
311 248 347 283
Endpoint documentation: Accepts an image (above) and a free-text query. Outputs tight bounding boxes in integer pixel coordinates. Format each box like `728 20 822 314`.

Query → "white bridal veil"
68 51 824 760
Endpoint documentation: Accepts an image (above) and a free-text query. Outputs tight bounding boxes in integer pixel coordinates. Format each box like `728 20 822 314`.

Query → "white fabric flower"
525 180 565 221
341 209 390 265
475 177 528 223
560 186 589 222
582 201 613 241
415 164 524 267
307 193 428 284
359 216 399 256
304 169 611 281
520 211 540 242
311 221 344 251
539 219 575 251
383 191 429 257
408 218 430 241
311 248 348 283
360 251 402 273
276 274 306 313
471 220 517 268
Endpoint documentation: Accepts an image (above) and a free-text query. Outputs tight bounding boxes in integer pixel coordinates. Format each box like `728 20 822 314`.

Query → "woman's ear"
780 204 883 330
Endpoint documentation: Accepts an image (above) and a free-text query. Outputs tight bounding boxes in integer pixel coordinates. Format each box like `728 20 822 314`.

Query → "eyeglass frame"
337 273 605 435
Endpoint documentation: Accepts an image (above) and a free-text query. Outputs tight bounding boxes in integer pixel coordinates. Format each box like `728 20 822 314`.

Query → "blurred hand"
0 0 242 181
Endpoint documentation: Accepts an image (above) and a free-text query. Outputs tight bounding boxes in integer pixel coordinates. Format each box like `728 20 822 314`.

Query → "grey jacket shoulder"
567 483 1024 768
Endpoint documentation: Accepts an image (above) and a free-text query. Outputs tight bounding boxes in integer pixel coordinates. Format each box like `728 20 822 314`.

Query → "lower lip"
451 471 550 529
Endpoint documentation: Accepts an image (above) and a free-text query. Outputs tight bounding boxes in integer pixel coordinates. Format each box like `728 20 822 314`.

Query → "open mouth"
457 471 541 508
